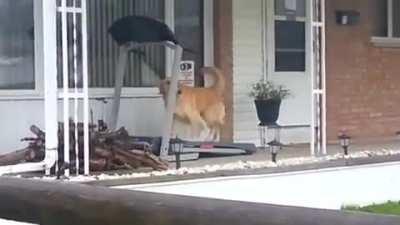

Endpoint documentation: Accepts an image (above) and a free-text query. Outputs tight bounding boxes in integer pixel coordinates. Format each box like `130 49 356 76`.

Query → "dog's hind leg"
187 112 208 139
207 125 221 142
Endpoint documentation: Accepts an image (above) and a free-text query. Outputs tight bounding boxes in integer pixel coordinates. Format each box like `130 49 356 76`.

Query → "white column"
321 0 327 155
42 0 59 175
61 0 70 177
306 0 315 156
204 0 214 67
82 0 90 175
165 0 175 76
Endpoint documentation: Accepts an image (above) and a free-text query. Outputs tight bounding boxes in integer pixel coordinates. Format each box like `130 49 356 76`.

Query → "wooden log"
0 177 399 225
0 148 37 166
113 150 141 169
89 158 107 172
111 139 152 151
93 147 113 159
14 123 167 172
113 148 168 171
30 125 45 141
94 127 129 143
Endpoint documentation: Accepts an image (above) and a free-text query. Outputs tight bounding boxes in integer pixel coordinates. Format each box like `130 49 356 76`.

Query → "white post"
82 0 90 175
164 0 175 77
321 0 327 155
203 0 214 67
160 45 183 159
43 0 59 175
307 0 315 156
61 0 70 176
308 0 327 156
72 0 80 175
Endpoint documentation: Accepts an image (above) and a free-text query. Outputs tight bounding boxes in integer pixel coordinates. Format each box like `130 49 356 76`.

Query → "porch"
11 138 400 184
0 0 400 177
181 138 400 169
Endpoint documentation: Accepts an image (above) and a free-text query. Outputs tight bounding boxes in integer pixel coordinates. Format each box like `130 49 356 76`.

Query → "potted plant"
249 80 291 125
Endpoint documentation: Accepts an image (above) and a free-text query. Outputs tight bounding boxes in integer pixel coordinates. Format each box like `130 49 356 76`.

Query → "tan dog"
159 67 225 140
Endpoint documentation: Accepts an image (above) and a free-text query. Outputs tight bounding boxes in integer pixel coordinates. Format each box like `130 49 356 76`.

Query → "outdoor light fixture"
171 137 184 169
338 134 351 156
268 140 282 163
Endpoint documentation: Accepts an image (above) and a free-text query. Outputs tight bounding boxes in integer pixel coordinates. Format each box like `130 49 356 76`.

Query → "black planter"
254 99 281 126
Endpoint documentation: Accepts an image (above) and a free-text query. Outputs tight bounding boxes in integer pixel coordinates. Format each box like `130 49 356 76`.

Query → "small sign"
179 61 195 87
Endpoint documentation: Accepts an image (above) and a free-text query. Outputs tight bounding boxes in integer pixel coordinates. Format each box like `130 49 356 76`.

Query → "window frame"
77 0 214 98
265 0 308 76
371 0 400 48
0 0 43 99
0 0 214 99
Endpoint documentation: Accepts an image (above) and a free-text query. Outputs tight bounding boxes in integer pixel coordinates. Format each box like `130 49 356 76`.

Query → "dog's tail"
201 67 225 96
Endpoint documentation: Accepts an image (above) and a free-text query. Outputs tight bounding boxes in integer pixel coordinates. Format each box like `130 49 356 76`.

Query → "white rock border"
6 149 400 183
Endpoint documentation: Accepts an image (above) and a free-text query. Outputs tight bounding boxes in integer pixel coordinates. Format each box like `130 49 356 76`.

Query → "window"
175 0 204 85
86 0 165 88
0 0 35 89
56 0 205 89
274 0 306 72
388 0 400 37
371 0 400 47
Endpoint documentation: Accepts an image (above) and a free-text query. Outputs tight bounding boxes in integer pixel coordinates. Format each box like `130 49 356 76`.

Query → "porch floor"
79 138 400 186
8 138 400 185
178 139 400 169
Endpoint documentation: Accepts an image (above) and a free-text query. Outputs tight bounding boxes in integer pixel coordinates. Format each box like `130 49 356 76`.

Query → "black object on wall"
336 10 360 25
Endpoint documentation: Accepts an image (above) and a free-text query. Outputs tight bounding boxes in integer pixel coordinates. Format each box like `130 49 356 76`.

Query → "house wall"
232 0 264 145
0 97 165 154
326 0 400 142
231 0 311 145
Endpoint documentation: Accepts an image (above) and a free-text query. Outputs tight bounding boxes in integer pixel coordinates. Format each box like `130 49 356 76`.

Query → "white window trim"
371 0 400 48
0 0 214 99
265 0 309 76
0 1 44 99
204 0 215 67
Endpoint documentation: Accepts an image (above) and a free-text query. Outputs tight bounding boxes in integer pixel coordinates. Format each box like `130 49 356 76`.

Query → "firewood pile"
0 122 168 174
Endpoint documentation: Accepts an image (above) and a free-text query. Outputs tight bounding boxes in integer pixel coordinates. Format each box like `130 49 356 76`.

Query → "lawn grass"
344 201 400 216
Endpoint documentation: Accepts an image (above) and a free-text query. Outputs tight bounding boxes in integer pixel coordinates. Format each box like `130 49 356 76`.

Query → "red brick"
326 0 400 141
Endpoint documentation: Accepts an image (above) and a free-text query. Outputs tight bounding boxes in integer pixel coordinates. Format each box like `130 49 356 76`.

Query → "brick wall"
326 0 400 142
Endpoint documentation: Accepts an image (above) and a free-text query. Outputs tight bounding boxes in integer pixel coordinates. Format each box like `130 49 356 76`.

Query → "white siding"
232 0 311 146
0 97 165 154
232 0 264 145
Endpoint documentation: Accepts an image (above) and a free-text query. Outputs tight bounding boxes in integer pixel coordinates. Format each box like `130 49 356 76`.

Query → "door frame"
262 0 326 154
264 0 311 80
263 0 312 127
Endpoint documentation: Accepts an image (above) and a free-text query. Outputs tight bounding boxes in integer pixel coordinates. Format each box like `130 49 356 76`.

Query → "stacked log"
0 123 168 173
0 125 45 166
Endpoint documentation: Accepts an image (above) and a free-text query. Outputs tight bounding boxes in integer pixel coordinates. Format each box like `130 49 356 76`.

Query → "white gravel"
8 148 399 183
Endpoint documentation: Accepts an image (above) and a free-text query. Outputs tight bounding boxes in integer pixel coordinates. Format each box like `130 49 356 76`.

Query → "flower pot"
254 99 281 126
